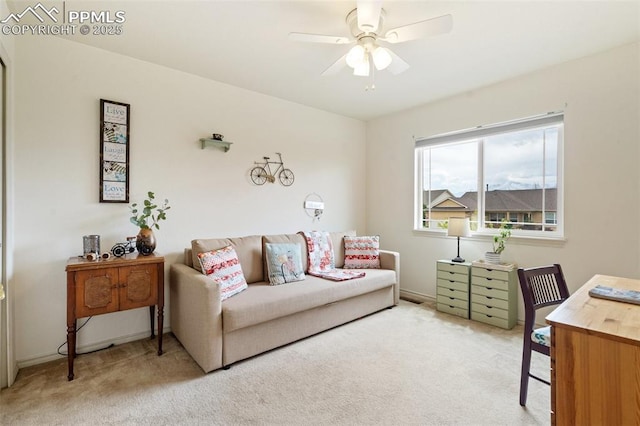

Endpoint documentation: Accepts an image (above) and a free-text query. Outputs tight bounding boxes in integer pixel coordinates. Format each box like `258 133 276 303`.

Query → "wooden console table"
66 253 164 381
546 274 640 425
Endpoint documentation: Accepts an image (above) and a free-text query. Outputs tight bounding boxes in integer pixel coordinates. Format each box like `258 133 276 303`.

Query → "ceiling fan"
289 0 452 78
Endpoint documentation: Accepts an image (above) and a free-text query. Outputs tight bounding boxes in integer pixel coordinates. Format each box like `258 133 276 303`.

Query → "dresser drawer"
471 275 509 291
471 302 509 320
471 285 508 300
471 293 509 310
437 295 468 310
437 278 467 293
437 303 468 319
472 267 509 281
437 287 468 301
438 262 469 275
437 270 468 284
471 311 510 329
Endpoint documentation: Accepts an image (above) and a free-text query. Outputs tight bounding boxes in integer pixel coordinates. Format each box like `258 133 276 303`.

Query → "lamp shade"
346 45 365 69
448 217 471 238
353 54 370 76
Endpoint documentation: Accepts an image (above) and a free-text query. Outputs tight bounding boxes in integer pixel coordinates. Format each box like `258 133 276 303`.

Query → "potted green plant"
129 191 170 255
485 220 511 264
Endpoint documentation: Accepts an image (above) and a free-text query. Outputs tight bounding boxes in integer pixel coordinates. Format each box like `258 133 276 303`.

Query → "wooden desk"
546 274 640 425
66 253 164 381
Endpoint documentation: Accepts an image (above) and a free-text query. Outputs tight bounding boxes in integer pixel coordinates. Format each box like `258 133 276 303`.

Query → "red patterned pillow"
343 236 380 269
197 245 248 300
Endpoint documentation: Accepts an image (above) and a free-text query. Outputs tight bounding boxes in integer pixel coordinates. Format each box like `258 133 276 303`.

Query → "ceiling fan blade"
357 0 382 33
386 49 410 75
321 53 348 76
383 14 453 44
289 32 351 44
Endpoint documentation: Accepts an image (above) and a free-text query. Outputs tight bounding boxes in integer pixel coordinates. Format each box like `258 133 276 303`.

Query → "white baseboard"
400 289 434 304
17 327 172 369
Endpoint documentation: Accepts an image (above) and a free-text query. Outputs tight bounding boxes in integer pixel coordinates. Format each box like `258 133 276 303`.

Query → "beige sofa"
169 231 400 373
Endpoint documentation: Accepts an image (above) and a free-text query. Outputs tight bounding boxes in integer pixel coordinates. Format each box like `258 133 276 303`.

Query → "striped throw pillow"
343 236 380 269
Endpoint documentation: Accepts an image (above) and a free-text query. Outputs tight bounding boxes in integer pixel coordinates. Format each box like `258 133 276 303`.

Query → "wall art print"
100 99 130 202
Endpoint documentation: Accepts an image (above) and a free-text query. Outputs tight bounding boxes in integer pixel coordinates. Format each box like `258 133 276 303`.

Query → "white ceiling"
16 1 640 120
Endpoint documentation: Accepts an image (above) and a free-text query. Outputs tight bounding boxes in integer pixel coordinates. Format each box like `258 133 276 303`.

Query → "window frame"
414 112 564 239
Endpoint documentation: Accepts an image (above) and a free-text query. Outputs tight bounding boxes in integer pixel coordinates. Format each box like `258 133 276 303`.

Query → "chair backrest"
518 264 570 331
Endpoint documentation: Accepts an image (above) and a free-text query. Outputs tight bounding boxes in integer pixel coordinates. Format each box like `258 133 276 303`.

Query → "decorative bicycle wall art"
250 152 295 186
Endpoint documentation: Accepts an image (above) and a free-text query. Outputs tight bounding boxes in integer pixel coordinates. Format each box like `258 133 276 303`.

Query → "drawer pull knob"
486 278 493 281
486 306 492 309
487 287 493 290
449 280 454 283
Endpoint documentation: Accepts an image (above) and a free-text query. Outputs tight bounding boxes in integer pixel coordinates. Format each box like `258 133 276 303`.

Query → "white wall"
0 0 16 387
13 35 366 365
367 43 640 309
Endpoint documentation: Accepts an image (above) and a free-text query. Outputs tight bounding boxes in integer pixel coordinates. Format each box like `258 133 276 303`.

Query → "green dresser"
436 260 471 319
470 263 518 329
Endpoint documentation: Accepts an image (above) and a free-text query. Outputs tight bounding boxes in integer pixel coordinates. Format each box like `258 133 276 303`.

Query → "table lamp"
448 217 471 263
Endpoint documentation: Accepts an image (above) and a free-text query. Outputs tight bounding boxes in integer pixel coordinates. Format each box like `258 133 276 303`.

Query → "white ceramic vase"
485 252 501 264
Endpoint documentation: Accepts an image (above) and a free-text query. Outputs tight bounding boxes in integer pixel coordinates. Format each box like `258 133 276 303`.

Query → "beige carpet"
0 301 550 425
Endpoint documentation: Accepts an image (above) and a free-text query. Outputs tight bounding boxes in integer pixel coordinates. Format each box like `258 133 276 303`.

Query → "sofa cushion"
343 235 381 269
192 235 263 284
263 233 308 275
265 243 306 285
197 246 248 300
221 269 396 333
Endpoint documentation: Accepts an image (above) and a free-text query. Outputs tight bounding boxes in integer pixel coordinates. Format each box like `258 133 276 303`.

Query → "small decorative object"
304 193 324 221
485 220 512 264
83 235 101 258
200 133 232 152
250 152 295 186
110 236 137 257
130 191 170 255
447 217 471 263
100 99 130 203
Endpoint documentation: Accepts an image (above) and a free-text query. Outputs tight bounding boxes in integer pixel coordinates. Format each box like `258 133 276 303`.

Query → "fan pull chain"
365 55 376 91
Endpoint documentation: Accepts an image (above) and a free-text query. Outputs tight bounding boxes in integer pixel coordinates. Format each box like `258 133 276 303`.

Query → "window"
415 113 563 238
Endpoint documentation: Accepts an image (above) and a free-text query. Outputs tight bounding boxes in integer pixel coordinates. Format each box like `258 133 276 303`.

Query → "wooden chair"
517 264 570 406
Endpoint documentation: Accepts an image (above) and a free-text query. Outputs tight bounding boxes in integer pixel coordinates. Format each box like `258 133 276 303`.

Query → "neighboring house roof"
429 188 557 212
423 189 455 209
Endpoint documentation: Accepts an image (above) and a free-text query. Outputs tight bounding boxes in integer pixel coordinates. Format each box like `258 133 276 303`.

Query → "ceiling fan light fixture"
372 46 392 70
353 54 370 77
346 44 366 68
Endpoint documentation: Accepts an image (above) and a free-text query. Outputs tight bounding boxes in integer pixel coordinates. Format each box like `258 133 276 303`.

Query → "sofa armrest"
169 263 223 372
379 250 400 305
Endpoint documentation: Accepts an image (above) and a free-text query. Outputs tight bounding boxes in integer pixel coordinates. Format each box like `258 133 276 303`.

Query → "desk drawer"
472 267 509 281
437 270 468 284
437 278 468 293
437 303 468 319
472 302 508 320
471 285 508 300
471 293 509 310
438 262 469 275
471 275 509 291
437 295 468 310
437 287 468 301
471 311 509 329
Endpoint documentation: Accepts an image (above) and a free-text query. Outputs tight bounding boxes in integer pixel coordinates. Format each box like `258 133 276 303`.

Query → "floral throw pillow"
343 235 381 269
303 231 335 273
197 245 248 300
265 243 306 285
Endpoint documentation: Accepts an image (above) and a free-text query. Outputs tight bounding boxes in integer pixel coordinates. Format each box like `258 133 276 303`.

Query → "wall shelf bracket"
200 138 232 152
